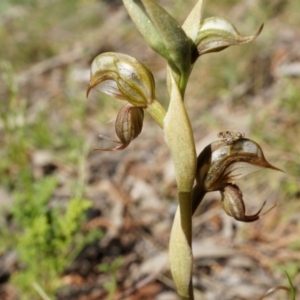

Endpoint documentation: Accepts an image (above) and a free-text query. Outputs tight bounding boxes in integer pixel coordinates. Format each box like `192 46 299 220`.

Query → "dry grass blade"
258 285 291 300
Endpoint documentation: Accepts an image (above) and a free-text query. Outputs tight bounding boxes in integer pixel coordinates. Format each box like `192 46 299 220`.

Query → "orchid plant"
86 1 282 299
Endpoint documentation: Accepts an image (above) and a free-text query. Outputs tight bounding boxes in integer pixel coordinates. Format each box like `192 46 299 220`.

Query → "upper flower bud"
95 104 144 151
195 17 263 59
87 52 155 107
123 0 191 79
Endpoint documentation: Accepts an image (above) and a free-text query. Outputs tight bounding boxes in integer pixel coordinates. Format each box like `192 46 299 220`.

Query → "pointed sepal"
196 17 263 57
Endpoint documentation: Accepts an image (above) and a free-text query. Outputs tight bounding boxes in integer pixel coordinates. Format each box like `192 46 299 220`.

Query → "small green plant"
86 1 286 299
99 256 123 300
0 55 100 299
258 271 296 300
5 176 100 299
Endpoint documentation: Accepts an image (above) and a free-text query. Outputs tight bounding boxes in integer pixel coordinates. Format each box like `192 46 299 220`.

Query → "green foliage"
273 263 299 281
99 257 123 300
5 176 102 299
258 270 296 300
285 271 296 300
0 13 101 297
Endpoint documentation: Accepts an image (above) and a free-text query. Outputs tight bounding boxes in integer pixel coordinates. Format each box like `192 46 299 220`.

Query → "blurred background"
0 0 299 299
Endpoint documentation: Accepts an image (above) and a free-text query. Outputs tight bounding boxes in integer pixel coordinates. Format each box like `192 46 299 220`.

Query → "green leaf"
123 0 166 55
285 271 296 300
122 0 190 77
164 74 196 192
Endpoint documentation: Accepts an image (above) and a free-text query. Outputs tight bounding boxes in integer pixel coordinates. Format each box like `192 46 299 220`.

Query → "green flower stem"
146 99 166 129
179 74 189 98
166 65 190 99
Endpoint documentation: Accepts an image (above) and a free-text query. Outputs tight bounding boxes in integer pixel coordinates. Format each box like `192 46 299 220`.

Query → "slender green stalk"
146 99 166 129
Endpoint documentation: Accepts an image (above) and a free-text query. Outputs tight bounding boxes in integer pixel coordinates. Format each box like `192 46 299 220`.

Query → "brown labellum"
221 184 267 222
94 104 144 151
115 105 144 149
